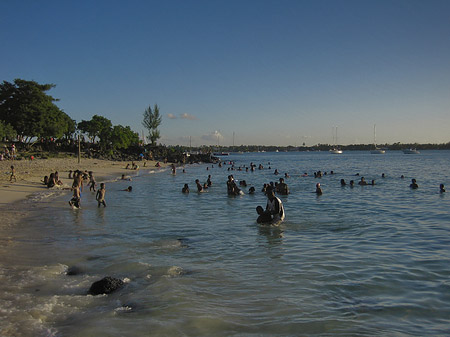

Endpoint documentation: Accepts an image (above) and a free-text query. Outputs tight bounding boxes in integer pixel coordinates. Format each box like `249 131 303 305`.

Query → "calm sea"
1 151 449 336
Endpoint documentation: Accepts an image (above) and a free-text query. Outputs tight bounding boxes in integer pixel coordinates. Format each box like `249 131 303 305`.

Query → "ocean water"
1 151 449 336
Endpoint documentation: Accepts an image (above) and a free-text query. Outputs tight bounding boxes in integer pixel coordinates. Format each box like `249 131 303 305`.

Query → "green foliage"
108 125 139 150
142 104 162 145
0 79 73 141
0 120 17 140
78 115 112 143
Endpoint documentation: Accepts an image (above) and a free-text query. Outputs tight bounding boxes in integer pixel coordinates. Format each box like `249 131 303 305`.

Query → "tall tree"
78 115 112 143
142 104 162 145
0 79 71 141
108 125 139 150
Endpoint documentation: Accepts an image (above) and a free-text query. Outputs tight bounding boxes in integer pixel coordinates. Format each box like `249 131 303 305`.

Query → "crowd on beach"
1 143 17 161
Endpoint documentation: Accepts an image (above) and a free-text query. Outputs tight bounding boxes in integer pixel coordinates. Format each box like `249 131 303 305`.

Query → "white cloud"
167 113 177 119
181 113 197 120
201 130 224 143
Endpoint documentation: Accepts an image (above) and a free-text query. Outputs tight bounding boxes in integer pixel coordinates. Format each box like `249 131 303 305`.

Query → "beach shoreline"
0 157 168 207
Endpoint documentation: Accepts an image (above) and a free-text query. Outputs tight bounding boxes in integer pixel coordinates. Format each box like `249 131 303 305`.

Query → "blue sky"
1 0 449 146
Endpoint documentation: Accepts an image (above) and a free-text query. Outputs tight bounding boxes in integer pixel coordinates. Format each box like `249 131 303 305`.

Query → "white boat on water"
370 124 385 154
402 148 420 154
329 149 343 154
330 126 343 154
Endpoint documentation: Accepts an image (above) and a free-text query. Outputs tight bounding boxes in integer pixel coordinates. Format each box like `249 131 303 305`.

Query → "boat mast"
373 124 377 147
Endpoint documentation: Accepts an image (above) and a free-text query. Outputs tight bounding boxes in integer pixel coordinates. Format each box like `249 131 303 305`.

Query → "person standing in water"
96 183 107 207
265 187 285 223
69 185 81 208
315 183 323 195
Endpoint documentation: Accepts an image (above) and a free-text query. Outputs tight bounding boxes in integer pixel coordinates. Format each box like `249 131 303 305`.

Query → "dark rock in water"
88 276 124 295
66 266 83 276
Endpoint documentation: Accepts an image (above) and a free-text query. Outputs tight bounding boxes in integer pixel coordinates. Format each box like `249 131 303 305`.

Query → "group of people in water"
180 160 447 224
66 169 106 209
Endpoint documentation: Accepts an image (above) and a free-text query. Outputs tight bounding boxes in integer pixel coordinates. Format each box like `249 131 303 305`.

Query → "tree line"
0 79 162 152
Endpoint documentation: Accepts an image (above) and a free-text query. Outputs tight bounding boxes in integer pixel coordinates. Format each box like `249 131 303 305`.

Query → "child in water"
256 206 272 224
96 183 107 207
69 185 81 209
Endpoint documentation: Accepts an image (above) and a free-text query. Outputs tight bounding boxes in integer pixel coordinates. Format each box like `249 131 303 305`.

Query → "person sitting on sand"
182 184 189 193
316 183 323 195
265 188 285 223
410 179 418 189
54 171 63 185
440 184 445 193
42 175 49 185
47 173 57 188
68 170 73 179
358 177 368 186
96 183 107 207
277 177 289 195
69 185 81 208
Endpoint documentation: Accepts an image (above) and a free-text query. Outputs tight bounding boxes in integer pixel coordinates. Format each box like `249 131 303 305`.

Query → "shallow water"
1 151 449 336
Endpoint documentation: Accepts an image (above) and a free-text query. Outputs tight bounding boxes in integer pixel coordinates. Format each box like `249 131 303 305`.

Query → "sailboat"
370 124 385 154
329 126 343 154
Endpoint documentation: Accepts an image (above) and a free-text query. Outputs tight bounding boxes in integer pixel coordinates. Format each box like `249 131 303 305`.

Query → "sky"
1 0 449 146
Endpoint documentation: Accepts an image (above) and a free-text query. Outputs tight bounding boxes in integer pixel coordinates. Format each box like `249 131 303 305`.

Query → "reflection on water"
1 151 450 336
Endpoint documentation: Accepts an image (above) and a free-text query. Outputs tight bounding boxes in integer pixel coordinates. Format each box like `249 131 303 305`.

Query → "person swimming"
410 179 418 189
182 184 189 193
121 174 132 181
440 184 445 193
358 177 368 186
340 179 346 186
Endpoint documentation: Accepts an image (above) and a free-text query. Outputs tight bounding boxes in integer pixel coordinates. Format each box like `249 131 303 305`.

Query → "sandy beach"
0 157 166 206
